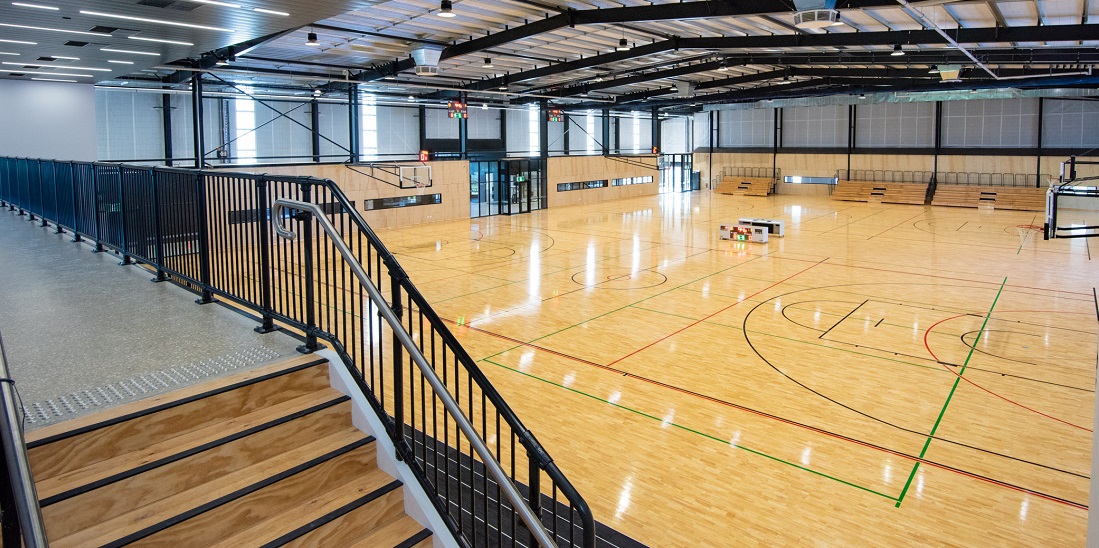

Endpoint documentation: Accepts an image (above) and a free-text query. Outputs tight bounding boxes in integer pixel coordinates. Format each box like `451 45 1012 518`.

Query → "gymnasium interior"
0 0 1098 545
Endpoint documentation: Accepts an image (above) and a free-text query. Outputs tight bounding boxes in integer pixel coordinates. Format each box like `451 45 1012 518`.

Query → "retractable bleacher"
832 170 932 205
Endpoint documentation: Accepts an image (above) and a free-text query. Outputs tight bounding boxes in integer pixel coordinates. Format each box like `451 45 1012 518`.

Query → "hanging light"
858 93 866 99
891 44 904 56
928 66 939 74
438 0 455 17
718 59 728 72
313 89 322 96
481 103 488 110
482 57 492 68
616 37 630 52
215 58 228 66
305 31 319 46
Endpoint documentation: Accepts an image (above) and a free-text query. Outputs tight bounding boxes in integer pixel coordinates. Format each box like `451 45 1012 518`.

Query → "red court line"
605 258 828 367
922 312 1093 432
815 262 1095 298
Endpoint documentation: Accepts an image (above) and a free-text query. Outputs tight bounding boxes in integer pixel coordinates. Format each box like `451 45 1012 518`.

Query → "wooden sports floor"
373 191 1098 546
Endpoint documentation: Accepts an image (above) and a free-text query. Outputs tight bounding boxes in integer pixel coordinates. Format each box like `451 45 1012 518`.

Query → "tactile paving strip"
22 346 283 427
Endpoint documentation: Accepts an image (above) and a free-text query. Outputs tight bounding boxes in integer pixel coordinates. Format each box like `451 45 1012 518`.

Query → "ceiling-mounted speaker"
793 9 840 29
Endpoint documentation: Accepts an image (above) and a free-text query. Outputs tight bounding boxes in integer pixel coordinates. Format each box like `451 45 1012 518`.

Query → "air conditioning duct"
411 44 443 76
793 9 840 28
674 81 696 98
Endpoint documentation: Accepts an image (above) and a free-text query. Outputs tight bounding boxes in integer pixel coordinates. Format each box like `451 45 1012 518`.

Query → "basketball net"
1015 224 1042 248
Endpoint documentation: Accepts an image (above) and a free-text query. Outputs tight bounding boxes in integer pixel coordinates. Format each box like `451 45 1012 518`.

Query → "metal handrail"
272 199 559 548
0 332 48 547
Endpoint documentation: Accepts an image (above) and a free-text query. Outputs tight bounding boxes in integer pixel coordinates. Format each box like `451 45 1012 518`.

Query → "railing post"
254 177 277 333
53 162 63 234
91 166 104 252
0 458 20 547
527 453 542 518
150 169 168 282
194 172 215 304
383 255 408 454
70 163 82 243
296 182 319 353
117 166 132 265
37 162 46 227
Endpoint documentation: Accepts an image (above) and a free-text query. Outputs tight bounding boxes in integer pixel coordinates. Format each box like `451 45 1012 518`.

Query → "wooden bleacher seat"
715 176 774 196
831 180 929 205
931 185 1046 211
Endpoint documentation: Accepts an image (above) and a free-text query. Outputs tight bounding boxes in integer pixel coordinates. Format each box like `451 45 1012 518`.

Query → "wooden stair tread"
127 440 386 547
25 354 325 445
29 359 331 481
282 487 408 547
220 480 406 548
35 387 346 501
49 426 370 548
346 515 431 548
41 401 354 540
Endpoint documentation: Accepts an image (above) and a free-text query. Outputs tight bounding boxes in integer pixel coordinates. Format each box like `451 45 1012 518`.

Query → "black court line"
818 299 866 340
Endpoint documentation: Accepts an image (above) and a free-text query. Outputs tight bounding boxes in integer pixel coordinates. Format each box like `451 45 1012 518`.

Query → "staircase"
24 354 433 547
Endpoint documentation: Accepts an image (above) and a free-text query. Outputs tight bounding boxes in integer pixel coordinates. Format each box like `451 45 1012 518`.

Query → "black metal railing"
0 331 48 548
0 156 595 548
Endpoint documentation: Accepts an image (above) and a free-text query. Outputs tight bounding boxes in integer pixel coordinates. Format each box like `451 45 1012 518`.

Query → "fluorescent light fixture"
438 0 455 17
0 23 111 37
80 11 234 32
184 0 241 6
12 2 59 10
108 60 133 64
0 39 36 45
51 55 78 60
0 52 18 56
11 70 93 77
891 44 904 56
2 61 110 71
253 8 289 15
101 48 161 56
31 77 76 82
129 36 195 46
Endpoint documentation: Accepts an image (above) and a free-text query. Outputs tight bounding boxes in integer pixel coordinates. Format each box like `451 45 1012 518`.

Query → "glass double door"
659 154 696 193
470 159 546 218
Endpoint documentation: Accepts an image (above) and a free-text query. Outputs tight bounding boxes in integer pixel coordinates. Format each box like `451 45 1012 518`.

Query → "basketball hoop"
1015 224 1043 248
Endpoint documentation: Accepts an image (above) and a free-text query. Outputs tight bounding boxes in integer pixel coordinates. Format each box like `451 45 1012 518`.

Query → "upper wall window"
941 98 1038 148
1042 99 1099 149
855 102 934 148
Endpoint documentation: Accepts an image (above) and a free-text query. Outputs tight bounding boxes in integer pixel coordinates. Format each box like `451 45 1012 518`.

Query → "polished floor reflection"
377 192 1098 546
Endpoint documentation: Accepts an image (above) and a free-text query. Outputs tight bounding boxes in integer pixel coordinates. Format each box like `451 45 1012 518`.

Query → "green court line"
482 357 898 501
480 254 769 361
894 276 1008 508
630 304 946 373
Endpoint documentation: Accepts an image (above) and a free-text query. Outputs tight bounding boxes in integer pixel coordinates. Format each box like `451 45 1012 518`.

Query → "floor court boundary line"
480 356 1087 509
604 258 829 368
895 276 1007 508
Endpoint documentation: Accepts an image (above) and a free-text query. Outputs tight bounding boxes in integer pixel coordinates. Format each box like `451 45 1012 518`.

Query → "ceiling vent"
64 41 89 47
793 9 840 29
88 26 119 34
411 44 443 77
674 81 696 98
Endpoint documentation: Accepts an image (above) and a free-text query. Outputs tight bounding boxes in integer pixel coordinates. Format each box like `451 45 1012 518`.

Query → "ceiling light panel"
0 39 36 45
9 70 93 77
100 48 161 56
79 11 235 33
253 8 289 16
129 36 195 46
11 2 59 10
2 61 111 71
0 23 111 37
31 77 76 82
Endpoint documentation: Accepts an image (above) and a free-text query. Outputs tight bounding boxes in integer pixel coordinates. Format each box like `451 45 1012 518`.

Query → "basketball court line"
895 277 1007 507
438 297 1089 508
478 353 1087 510
865 210 931 240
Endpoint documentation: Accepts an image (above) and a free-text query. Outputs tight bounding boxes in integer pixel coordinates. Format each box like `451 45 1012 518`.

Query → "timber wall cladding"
226 161 471 229
547 155 660 208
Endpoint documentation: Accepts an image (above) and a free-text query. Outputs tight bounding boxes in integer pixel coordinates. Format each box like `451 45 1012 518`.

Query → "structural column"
191 74 205 168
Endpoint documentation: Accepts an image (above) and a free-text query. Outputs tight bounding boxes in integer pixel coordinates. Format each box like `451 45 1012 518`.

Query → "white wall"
0 79 96 161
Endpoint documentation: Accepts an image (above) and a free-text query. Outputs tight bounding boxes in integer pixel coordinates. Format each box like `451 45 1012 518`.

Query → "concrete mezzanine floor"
0 209 302 427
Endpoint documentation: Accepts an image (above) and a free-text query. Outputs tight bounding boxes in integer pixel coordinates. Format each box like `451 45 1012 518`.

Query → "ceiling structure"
2 0 1097 112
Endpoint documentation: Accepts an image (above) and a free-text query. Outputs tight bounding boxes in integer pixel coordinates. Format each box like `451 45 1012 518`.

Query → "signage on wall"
419 150 430 162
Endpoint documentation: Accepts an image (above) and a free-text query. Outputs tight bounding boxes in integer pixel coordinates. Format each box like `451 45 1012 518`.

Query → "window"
361 93 378 160
233 92 256 164
557 180 608 192
528 103 539 156
611 175 653 186
632 111 641 153
586 111 595 154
